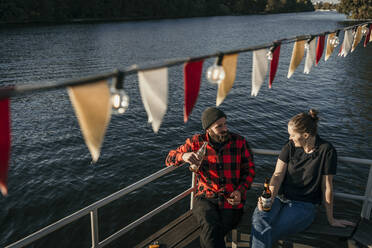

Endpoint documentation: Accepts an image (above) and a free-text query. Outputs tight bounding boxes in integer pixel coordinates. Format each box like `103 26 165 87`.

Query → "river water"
0 11 371 247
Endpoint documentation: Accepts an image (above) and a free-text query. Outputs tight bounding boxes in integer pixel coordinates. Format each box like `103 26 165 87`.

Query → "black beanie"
202 107 227 130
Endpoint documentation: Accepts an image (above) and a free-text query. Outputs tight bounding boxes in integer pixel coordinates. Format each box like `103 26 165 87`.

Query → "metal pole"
190 172 196 210
361 165 372 219
90 209 99 248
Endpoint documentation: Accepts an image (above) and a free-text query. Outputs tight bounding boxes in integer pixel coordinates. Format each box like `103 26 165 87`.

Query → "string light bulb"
362 25 369 36
110 72 129 115
329 31 340 48
305 37 315 52
206 55 225 84
266 50 273 61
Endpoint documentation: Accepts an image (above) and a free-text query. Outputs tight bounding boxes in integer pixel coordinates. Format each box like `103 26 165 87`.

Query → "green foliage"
337 0 372 19
265 0 314 13
0 0 315 24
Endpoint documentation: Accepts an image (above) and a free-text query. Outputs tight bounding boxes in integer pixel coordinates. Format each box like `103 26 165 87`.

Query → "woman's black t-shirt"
278 135 337 204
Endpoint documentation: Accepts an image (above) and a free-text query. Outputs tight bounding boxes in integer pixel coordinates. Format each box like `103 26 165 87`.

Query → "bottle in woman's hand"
260 177 272 211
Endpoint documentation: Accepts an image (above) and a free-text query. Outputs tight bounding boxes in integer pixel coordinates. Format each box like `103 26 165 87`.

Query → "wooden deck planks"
135 210 200 248
352 218 372 248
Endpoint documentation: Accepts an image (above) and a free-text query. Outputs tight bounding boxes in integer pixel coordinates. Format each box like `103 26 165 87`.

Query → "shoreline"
0 10 317 27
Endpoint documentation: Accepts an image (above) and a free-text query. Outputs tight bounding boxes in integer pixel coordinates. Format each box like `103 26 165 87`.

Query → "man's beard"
209 130 229 143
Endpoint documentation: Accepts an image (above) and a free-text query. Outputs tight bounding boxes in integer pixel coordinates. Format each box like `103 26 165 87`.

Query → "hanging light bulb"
110 72 129 115
266 50 273 61
352 27 357 38
329 32 340 48
362 25 369 36
111 88 129 114
305 37 314 52
206 55 225 84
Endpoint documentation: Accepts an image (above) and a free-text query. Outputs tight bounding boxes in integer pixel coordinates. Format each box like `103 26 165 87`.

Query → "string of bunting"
0 22 371 196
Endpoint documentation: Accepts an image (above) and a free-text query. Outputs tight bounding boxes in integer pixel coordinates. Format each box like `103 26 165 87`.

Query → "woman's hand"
256 196 274 211
329 219 356 228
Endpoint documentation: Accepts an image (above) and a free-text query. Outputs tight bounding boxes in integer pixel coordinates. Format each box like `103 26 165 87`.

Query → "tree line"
0 0 314 24
1 0 370 24
337 0 372 19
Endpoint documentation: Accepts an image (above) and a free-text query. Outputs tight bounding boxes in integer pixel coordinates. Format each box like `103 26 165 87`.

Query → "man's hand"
182 152 202 165
227 190 241 206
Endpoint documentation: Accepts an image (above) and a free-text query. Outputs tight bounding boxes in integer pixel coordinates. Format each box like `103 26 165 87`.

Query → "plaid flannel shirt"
165 132 255 209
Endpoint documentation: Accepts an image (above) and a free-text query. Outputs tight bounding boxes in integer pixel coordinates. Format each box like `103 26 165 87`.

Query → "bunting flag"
315 35 325 65
287 40 306 78
269 45 281 89
183 60 204 122
216 54 238 106
0 98 10 196
251 49 269 96
325 33 336 61
138 68 168 133
68 80 111 163
339 29 353 57
304 39 316 74
364 24 372 47
351 26 363 52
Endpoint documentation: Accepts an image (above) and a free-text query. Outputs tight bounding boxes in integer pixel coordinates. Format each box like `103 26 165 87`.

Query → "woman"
250 109 355 248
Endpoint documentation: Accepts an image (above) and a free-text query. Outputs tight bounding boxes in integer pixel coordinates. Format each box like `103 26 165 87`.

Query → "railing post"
361 165 372 220
90 209 99 248
190 172 196 210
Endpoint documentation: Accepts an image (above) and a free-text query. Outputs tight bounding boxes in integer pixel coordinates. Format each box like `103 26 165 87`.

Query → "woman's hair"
288 109 319 136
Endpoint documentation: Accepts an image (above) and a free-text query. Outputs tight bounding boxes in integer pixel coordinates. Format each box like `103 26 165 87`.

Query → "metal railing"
5 149 372 248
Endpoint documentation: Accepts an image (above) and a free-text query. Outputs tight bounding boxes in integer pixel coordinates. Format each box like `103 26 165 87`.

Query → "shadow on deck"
136 197 372 248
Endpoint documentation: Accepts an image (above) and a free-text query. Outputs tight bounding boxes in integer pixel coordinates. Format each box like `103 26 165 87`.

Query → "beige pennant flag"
216 54 238 106
68 81 112 163
138 68 168 133
325 33 336 61
287 40 306 79
351 26 363 52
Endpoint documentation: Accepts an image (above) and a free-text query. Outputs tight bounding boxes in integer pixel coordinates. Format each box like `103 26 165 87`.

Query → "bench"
136 198 360 248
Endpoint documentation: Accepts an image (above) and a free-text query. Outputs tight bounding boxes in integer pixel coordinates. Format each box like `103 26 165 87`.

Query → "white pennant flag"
304 39 316 74
339 30 353 57
138 68 168 133
251 49 269 96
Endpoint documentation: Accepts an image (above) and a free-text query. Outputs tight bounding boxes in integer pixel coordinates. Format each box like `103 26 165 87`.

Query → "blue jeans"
250 197 317 248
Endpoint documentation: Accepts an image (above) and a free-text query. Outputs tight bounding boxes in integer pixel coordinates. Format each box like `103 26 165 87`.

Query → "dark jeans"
192 197 243 248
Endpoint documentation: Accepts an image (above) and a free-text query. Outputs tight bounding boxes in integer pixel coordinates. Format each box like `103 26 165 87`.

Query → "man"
165 107 255 248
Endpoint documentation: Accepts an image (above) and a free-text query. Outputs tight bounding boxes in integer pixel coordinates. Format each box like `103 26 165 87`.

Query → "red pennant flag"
184 60 204 122
269 45 281 89
315 35 325 66
0 98 11 196
364 24 372 47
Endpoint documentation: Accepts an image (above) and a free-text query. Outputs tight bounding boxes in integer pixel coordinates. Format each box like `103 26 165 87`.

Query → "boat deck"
136 197 372 248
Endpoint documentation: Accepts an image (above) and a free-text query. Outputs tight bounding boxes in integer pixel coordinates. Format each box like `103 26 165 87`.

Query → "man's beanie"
202 107 227 130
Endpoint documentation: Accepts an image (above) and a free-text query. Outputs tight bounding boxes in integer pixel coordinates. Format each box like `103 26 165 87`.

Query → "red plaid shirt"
165 132 255 209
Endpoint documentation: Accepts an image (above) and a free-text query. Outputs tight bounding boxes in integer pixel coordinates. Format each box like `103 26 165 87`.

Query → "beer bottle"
189 142 208 172
261 177 272 211
149 241 159 248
